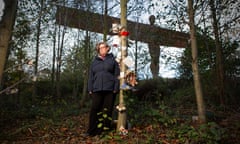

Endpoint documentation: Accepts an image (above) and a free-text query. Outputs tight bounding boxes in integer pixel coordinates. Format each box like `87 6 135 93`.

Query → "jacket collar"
96 53 113 60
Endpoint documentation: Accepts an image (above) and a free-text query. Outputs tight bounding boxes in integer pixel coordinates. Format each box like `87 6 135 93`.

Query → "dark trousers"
87 91 116 136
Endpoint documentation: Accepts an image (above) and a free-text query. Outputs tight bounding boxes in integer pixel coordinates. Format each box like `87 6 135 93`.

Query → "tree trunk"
56 25 66 98
80 33 90 108
117 0 127 131
0 0 17 88
32 0 44 98
188 0 206 123
209 0 225 105
51 25 57 97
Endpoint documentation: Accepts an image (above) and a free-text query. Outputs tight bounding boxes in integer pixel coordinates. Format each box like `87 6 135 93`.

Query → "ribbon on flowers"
120 31 129 36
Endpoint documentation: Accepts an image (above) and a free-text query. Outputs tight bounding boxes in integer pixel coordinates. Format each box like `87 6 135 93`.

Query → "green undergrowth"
1 78 239 143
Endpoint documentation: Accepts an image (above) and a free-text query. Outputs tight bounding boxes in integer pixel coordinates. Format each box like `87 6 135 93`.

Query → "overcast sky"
0 0 5 21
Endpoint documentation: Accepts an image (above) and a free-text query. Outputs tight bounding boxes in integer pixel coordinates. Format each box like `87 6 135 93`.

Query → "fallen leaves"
1 112 239 143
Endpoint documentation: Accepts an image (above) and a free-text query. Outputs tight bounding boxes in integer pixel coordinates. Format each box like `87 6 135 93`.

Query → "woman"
86 42 120 136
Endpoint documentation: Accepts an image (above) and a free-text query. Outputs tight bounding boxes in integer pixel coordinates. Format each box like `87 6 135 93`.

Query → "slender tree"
80 33 92 107
32 0 44 98
117 0 128 131
209 0 225 105
51 24 57 96
188 0 206 123
55 24 66 98
0 0 17 88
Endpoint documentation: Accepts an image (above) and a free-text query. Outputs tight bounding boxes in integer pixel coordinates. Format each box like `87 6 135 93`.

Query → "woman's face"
98 44 109 57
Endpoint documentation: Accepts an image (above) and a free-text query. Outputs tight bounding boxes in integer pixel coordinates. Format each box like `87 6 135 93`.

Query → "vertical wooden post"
117 0 127 131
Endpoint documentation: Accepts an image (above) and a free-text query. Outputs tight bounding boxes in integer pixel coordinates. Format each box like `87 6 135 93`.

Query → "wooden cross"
55 6 189 77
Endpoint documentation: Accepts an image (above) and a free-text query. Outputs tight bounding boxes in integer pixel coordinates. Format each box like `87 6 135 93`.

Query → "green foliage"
97 108 112 131
61 39 95 97
27 95 77 120
0 92 80 122
123 76 233 143
178 27 240 106
165 84 196 109
178 28 216 80
133 78 171 103
178 27 239 81
126 88 177 127
172 122 225 144
126 88 227 143
223 41 240 77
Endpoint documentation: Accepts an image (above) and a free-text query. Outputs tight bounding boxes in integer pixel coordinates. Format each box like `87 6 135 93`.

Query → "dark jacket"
88 53 120 93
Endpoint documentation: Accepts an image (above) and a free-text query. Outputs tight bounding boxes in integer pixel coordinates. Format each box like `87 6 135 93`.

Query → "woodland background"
0 0 240 143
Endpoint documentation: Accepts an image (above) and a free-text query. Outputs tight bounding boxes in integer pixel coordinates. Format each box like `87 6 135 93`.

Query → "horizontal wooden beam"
56 6 189 48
